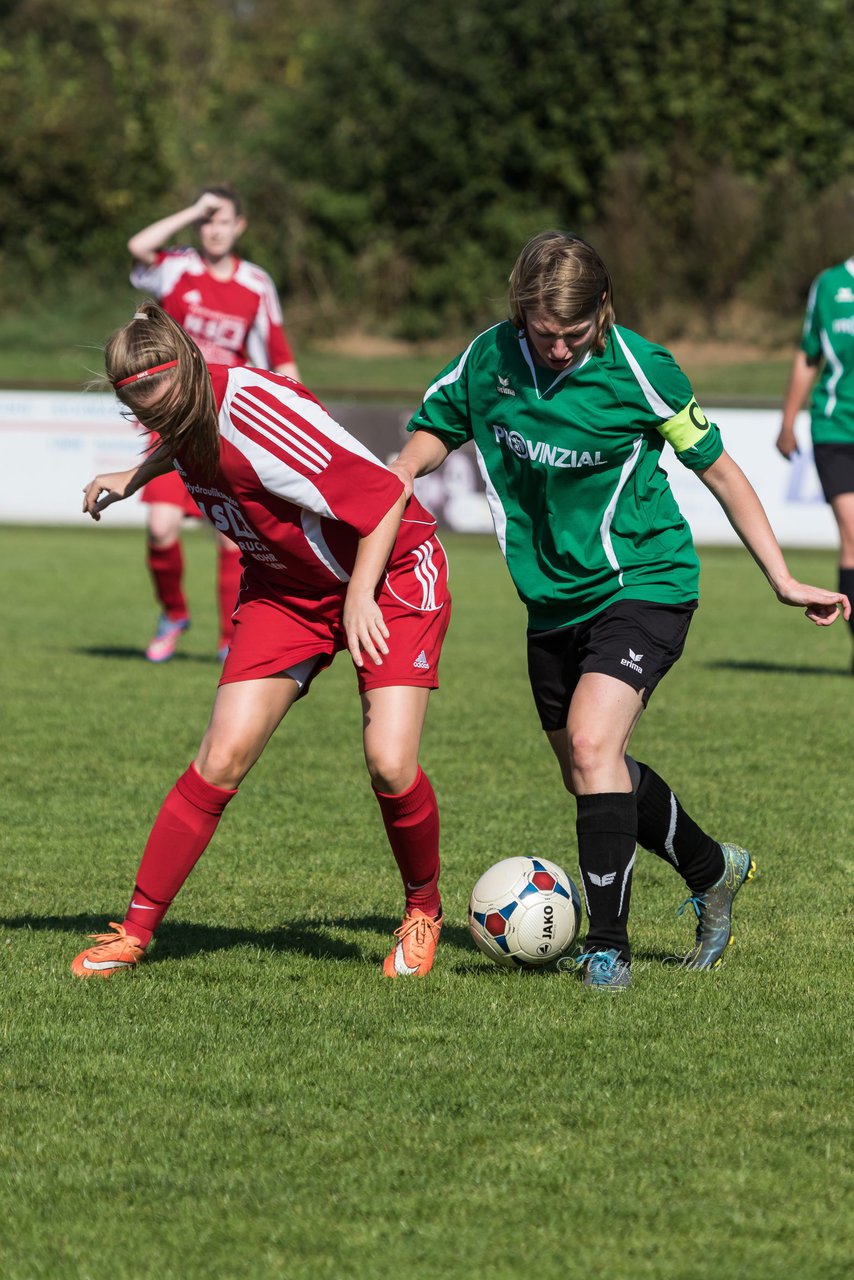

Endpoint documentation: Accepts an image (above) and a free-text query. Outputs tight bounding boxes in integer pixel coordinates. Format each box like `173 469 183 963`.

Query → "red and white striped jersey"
173 365 441 602
130 247 294 369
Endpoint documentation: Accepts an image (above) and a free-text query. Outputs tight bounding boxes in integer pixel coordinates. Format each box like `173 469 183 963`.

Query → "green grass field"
1 528 851 1279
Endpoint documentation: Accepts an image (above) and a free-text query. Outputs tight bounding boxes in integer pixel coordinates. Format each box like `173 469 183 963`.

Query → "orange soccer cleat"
382 908 443 978
70 923 145 979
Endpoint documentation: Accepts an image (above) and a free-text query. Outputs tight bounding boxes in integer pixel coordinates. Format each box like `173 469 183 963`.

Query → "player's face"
524 309 598 371
197 202 246 260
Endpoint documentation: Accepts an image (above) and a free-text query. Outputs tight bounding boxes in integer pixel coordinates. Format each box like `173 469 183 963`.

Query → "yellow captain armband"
658 399 712 453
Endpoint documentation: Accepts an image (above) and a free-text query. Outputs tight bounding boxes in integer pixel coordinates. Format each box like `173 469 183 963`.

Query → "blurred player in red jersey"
128 185 299 663
72 300 449 980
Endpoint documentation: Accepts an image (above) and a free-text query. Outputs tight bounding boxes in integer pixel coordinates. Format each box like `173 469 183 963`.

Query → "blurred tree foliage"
1 0 853 338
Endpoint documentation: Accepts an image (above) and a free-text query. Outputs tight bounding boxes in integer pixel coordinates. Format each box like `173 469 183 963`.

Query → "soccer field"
1 527 851 1280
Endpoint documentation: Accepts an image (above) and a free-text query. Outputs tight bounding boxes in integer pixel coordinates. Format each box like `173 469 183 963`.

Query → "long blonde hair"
508 231 615 355
104 300 220 481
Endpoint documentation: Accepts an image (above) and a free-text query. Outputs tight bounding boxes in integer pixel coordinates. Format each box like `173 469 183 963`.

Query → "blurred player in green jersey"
394 230 848 989
777 257 854 668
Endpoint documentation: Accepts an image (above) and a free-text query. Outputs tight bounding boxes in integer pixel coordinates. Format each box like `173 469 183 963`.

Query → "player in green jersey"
393 230 849 989
777 257 854 667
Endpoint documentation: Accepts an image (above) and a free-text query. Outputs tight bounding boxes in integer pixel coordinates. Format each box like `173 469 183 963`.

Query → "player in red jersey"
128 185 299 663
72 300 449 980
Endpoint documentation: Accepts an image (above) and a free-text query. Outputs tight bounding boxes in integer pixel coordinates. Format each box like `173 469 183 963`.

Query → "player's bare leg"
71 673 305 978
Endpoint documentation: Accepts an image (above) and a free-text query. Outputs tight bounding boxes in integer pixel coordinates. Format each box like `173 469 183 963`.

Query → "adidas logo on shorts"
413 650 430 670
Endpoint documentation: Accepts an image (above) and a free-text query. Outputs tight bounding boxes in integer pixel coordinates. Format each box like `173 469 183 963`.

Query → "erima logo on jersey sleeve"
491 424 604 469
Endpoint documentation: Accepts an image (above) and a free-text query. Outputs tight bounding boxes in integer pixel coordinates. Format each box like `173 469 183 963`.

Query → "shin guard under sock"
122 764 237 947
373 767 441 917
147 540 188 619
633 761 724 893
575 792 637 963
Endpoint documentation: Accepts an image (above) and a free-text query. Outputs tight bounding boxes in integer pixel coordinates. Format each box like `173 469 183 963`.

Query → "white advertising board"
0 391 835 547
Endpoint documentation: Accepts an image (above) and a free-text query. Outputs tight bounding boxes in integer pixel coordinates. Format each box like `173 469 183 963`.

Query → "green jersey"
801 259 854 445
407 321 723 629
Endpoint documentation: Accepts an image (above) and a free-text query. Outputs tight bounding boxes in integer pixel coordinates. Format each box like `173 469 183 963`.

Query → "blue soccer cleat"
575 948 631 989
674 843 756 970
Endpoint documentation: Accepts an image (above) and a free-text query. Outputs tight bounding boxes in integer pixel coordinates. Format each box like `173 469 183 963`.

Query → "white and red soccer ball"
468 855 581 968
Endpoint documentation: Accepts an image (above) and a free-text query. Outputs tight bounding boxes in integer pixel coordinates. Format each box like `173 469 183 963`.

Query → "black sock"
634 761 724 893
839 568 854 645
575 792 637 964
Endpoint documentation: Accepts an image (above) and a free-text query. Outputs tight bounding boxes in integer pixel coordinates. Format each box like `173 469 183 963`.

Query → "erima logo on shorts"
492 424 605 469
620 647 644 674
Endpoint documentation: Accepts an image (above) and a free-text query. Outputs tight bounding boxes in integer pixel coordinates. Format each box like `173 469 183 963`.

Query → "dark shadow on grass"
0 911 474 966
73 646 218 664
448 941 679 976
706 659 848 678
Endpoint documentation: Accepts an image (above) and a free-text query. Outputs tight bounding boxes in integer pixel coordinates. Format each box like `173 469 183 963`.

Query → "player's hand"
386 459 415 500
775 425 799 459
82 470 134 520
343 588 390 667
775 579 851 626
194 192 226 221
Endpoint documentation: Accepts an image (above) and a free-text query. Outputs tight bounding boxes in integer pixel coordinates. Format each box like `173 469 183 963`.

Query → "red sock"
122 764 237 947
217 544 243 645
373 767 441 917
147 540 188 620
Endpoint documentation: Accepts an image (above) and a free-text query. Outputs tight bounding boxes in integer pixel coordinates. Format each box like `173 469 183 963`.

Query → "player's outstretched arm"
698 450 849 625
127 193 227 265
343 493 407 667
388 430 450 498
82 447 173 520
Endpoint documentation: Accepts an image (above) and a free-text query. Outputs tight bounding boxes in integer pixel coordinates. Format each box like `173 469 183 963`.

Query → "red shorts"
139 432 201 516
220 536 451 694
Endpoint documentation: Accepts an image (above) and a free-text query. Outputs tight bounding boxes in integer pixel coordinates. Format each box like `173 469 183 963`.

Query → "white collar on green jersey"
517 329 593 399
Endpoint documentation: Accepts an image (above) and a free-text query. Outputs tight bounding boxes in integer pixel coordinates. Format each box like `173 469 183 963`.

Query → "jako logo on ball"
468 856 581 969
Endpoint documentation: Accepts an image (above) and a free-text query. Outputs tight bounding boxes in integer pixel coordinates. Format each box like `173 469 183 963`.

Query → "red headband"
114 360 178 389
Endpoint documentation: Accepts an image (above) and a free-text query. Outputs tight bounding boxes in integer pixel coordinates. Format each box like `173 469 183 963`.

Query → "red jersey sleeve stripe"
232 390 333 467
230 389 330 476
230 414 329 485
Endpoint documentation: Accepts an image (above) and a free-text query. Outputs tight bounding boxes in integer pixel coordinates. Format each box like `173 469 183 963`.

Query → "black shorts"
812 443 854 503
527 599 698 731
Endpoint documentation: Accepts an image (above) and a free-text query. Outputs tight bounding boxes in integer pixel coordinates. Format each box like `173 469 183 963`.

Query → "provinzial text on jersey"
492 425 606 469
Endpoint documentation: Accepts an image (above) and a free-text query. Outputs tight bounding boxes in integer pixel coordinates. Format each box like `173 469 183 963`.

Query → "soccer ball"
468 855 581 969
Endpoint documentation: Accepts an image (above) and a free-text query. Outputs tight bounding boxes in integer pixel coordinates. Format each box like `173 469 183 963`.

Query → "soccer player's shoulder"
472 319 518 368
234 258 276 290
609 324 677 365
608 325 692 405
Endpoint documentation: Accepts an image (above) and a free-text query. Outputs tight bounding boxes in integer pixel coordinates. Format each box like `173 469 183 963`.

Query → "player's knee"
365 748 417 795
147 508 183 545
195 741 251 790
147 529 180 550
567 726 613 779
